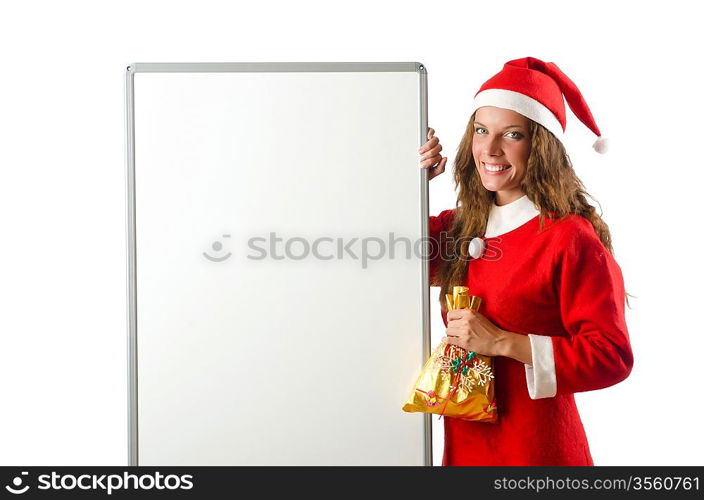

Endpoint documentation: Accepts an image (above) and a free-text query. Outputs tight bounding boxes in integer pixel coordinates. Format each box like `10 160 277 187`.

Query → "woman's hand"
443 309 508 357
419 127 447 180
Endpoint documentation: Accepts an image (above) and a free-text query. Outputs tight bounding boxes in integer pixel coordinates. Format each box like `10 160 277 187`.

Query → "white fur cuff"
524 334 557 399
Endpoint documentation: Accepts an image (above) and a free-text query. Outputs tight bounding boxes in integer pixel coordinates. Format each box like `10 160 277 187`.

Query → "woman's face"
471 106 531 206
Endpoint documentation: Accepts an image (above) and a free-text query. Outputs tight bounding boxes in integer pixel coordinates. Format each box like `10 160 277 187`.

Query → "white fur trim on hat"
471 88 564 141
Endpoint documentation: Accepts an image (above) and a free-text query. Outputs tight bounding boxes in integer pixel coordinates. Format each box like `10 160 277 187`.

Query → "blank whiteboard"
125 62 431 465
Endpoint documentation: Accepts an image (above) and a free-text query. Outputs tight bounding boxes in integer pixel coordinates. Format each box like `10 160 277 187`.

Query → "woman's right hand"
419 127 448 181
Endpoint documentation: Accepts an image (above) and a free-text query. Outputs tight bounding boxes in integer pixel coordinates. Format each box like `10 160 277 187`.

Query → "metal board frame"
124 62 431 465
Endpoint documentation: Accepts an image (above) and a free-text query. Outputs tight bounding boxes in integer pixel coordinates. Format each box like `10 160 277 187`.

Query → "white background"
1 0 702 466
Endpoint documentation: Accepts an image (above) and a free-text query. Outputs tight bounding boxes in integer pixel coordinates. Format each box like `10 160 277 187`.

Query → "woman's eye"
474 127 522 139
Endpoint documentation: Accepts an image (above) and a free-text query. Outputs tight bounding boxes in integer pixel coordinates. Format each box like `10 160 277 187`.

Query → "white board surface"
125 62 431 465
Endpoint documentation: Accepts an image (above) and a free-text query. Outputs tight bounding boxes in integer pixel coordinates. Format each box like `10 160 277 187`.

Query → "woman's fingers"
424 156 447 181
428 157 447 179
419 128 446 180
421 141 443 160
420 155 443 169
420 141 443 167
433 156 447 175
419 135 438 154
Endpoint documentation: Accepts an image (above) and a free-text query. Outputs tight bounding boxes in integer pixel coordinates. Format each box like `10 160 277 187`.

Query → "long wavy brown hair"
436 112 631 309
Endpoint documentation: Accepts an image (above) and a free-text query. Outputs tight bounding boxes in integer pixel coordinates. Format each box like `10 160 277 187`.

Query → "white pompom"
593 136 609 154
469 237 485 259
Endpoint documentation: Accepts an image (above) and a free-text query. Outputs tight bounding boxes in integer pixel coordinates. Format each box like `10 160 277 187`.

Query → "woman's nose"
484 135 503 156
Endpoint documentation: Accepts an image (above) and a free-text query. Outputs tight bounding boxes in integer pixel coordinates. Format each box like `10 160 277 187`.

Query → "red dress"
429 206 633 466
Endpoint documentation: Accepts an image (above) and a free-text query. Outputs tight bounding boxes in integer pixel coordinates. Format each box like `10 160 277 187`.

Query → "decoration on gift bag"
420 390 439 407
485 400 497 413
402 286 499 423
434 348 494 418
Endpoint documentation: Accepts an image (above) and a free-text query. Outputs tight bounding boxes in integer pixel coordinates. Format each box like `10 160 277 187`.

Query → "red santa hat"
470 57 608 154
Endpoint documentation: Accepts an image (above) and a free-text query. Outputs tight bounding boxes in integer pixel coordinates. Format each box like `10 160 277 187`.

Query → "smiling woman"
418 57 633 466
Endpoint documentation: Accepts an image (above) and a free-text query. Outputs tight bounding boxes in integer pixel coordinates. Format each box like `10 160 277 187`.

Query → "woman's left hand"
444 309 507 357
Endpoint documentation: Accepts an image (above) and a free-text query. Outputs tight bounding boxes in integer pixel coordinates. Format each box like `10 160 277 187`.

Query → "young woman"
418 57 633 466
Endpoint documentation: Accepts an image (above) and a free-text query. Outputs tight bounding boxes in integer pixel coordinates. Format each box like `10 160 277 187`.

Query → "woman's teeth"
484 162 511 172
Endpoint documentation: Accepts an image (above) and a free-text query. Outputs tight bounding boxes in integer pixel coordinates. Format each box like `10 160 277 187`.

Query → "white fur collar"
484 194 540 238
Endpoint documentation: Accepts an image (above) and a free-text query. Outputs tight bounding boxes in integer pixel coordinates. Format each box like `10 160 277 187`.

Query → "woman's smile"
482 161 513 175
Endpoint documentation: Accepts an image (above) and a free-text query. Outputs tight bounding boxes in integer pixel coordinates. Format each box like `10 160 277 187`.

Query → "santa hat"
470 57 608 154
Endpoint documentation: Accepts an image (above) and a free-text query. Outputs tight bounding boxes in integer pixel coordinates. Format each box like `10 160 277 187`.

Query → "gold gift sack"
402 286 498 423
